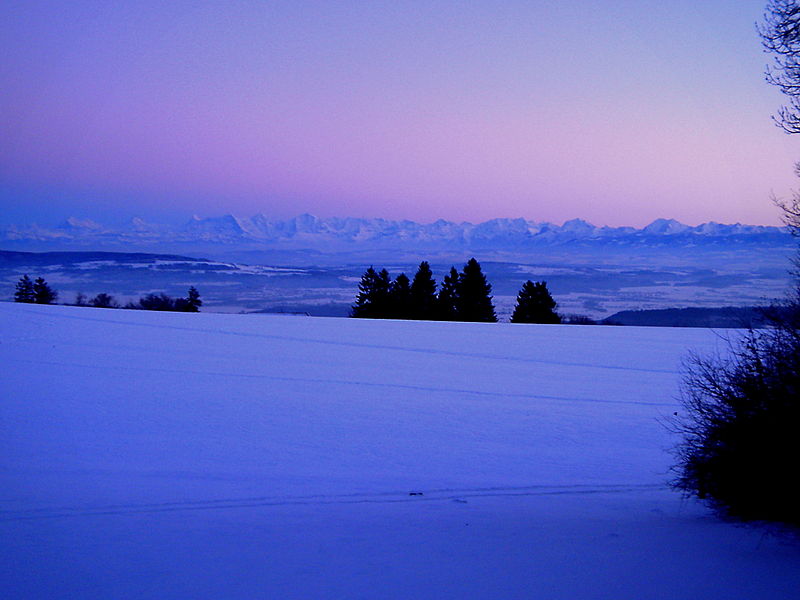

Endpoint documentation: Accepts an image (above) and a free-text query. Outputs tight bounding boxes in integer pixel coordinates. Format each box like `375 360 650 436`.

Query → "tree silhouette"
14 275 35 303
760 1 800 231
437 267 460 321
373 269 392 317
510 280 561 324
352 267 391 318
455 258 496 322
175 287 203 312
137 293 176 311
388 273 412 319
409 261 438 320
189 287 202 311
351 260 498 322
90 293 119 308
673 324 800 525
352 267 379 317
32 277 57 304
668 3 800 527
761 0 800 134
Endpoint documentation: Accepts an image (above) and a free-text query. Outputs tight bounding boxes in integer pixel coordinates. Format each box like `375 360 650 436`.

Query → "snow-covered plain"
1 303 798 599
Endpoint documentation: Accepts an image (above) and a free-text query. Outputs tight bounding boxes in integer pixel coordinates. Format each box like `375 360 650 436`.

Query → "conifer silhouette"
455 258 496 322
352 267 391 318
437 267 460 321
388 273 412 319
410 261 437 320
175 286 202 312
510 280 560 324
14 275 35 303
32 277 57 304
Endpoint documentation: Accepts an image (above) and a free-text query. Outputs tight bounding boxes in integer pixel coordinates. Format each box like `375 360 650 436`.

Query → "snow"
1 303 798 598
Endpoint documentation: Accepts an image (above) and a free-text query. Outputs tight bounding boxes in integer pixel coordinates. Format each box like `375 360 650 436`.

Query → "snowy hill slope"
1 304 798 598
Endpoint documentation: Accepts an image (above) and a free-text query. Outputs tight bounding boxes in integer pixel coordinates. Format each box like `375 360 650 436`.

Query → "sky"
2 0 800 227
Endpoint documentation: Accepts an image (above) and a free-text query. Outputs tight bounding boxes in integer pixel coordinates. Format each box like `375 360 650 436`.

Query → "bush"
563 314 597 325
125 288 202 312
671 310 800 526
90 293 119 309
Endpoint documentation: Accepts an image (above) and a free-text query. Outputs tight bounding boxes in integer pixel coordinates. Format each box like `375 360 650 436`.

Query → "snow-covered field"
1 303 798 599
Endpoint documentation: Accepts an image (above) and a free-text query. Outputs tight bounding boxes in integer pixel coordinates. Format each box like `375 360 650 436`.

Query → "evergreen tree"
352 267 379 318
388 273 412 319
409 261 437 320
187 286 202 311
32 277 57 304
455 258 497 322
374 269 392 317
175 286 202 312
351 267 391 318
436 267 460 320
14 275 35 303
510 280 561 324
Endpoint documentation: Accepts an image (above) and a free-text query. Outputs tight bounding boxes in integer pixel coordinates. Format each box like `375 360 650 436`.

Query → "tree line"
12 275 58 304
351 258 560 324
13 274 202 312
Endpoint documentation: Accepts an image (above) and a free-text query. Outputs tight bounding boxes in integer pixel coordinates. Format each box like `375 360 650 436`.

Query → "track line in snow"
4 356 678 408
0 484 667 522
0 304 679 375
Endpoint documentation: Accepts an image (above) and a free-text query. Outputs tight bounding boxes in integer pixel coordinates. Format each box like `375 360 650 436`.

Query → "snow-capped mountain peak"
642 218 691 235
1 214 790 252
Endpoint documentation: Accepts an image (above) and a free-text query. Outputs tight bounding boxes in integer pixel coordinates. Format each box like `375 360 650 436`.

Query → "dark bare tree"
761 1 800 231
761 1 800 134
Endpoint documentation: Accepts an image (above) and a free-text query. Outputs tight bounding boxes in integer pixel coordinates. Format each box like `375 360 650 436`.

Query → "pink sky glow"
2 1 799 227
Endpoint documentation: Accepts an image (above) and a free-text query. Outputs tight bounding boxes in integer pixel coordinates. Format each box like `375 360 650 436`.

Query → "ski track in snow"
0 484 666 522
3 356 679 409
0 303 678 374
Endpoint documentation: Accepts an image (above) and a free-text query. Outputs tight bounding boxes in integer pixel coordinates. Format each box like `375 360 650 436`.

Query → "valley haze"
1 214 794 320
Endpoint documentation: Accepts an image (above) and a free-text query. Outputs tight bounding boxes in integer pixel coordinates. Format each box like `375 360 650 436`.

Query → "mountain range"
0 214 791 251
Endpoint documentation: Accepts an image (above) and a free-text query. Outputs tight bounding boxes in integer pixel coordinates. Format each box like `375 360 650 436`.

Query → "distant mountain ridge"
1 214 791 251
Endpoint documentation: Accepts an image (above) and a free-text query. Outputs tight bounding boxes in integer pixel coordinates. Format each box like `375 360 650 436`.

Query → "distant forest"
13 274 202 312
602 306 774 329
